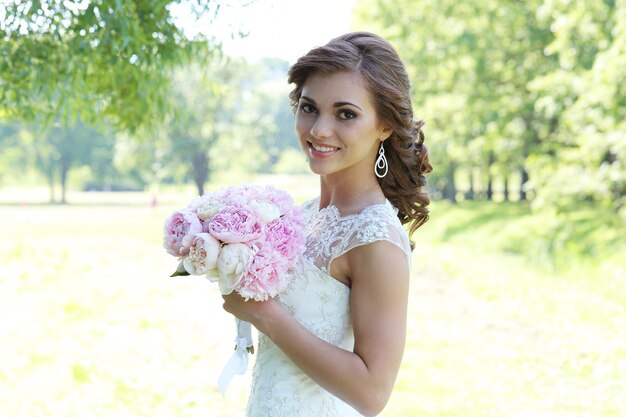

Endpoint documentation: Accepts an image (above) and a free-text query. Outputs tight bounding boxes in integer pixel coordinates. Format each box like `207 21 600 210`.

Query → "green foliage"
158 56 295 195
354 0 625 213
0 0 224 131
2 119 117 202
0 123 24 183
111 129 169 190
0 55 298 197
164 58 235 194
527 1 626 213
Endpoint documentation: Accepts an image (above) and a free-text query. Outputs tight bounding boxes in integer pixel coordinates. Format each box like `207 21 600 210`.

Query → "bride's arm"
222 240 410 417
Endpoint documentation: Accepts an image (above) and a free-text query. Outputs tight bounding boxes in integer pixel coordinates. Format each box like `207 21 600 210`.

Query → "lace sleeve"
303 199 412 274
329 203 412 269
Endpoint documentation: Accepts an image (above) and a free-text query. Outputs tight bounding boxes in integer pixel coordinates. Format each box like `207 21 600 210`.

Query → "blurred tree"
355 0 623 212
526 0 625 213
165 59 236 195
0 0 229 132
112 129 165 190
95 56 295 196
355 0 558 203
252 58 296 169
207 58 298 179
0 122 25 185
17 119 114 203
159 57 294 195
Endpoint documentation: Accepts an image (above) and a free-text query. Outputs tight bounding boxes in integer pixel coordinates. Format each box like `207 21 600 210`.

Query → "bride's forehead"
301 72 370 99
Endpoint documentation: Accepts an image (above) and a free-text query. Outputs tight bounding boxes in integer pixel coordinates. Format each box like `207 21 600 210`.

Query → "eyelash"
300 103 317 115
299 103 357 121
338 110 356 120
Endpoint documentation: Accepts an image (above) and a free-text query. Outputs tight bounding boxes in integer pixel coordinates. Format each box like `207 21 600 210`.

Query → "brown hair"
287 32 433 244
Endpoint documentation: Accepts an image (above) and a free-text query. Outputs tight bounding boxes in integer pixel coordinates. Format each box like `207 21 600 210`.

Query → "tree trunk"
442 163 457 203
503 175 509 201
519 167 529 201
486 151 494 201
486 176 493 201
60 159 69 204
466 169 475 200
192 152 209 196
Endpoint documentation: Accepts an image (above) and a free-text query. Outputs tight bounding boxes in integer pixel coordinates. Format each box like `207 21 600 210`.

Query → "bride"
222 32 432 417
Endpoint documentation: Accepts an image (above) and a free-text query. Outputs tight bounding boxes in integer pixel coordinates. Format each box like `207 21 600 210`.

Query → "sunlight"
172 0 356 61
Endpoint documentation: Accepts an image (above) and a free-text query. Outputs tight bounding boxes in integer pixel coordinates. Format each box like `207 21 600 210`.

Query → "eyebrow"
300 96 363 111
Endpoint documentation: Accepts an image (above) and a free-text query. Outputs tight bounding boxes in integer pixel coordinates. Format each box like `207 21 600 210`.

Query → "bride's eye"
337 110 357 120
299 103 317 114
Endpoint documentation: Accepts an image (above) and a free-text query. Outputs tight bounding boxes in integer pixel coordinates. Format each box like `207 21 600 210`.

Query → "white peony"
215 243 254 294
248 199 281 224
196 200 224 221
183 233 221 275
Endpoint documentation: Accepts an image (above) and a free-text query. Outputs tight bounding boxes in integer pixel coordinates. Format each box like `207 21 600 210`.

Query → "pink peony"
183 233 222 275
163 209 203 256
207 206 263 244
265 218 306 264
236 242 289 301
217 184 263 204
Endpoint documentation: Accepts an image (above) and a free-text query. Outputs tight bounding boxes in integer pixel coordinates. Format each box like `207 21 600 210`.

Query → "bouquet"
162 184 305 393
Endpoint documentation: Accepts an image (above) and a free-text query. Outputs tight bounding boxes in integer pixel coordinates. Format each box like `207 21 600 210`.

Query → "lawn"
0 184 624 417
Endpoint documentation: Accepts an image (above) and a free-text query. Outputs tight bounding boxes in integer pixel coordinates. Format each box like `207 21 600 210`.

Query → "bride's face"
294 71 391 178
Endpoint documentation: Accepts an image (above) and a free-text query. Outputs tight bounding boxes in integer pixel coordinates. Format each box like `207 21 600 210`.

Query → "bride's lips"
308 141 340 158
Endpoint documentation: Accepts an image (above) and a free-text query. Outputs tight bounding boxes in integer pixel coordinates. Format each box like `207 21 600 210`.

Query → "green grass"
424 200 626 274
0 185 624 417
382 200 626 417
385 242 626 417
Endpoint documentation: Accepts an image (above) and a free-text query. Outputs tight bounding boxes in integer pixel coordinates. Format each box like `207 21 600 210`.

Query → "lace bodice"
246 198 411 417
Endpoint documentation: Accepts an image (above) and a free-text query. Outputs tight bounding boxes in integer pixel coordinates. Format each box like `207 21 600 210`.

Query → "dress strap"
302 198 411 273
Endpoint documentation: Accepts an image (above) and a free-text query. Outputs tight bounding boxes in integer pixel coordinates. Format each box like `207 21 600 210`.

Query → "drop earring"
375 142 388 178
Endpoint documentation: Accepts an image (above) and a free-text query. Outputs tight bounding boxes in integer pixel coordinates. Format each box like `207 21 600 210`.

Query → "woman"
222 32 432 417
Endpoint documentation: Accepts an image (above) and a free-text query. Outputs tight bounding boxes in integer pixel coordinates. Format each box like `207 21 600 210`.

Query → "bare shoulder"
346 240 410 288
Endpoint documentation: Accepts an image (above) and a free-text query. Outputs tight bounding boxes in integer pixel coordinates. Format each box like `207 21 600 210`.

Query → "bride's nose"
310 115 333 139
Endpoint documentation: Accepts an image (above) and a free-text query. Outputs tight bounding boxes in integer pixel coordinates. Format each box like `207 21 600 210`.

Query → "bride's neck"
318 174 385 214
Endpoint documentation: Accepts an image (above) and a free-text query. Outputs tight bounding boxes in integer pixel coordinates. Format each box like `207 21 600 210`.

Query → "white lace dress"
246 197 411 417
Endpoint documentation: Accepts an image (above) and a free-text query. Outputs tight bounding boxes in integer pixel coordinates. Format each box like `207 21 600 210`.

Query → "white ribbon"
217 319 254 396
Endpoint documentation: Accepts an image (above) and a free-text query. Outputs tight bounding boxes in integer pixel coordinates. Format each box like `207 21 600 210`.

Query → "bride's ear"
379 126 393 141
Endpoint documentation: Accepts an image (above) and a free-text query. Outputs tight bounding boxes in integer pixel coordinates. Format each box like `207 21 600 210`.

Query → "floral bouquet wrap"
163 184 306 393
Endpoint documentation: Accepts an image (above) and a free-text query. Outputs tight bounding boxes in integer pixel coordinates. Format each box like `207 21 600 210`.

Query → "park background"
1 0 624 416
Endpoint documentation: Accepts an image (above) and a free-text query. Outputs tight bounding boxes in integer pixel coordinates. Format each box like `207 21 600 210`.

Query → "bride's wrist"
253 299 285 336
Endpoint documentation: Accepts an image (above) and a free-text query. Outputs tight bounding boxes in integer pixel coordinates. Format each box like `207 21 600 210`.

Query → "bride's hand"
222 292 281 330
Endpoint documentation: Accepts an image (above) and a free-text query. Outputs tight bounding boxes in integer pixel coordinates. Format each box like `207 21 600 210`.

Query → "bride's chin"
306 162 330 176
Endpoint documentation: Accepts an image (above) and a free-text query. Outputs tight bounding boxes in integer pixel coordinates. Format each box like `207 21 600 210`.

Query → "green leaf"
169 261 189 277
